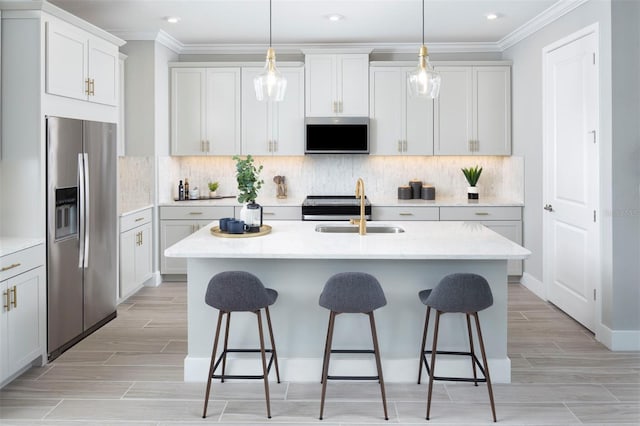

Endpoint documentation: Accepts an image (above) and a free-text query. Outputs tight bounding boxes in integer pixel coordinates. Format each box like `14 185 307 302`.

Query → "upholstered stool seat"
318 272 389 421
202 271 280 419
417 273 497 422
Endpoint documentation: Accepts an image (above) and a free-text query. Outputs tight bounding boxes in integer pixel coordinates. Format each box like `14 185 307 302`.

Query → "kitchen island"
165 220 530 383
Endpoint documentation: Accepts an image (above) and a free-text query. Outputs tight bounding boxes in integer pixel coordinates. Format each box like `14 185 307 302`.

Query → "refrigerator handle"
83 153 90 268
78 153 85 268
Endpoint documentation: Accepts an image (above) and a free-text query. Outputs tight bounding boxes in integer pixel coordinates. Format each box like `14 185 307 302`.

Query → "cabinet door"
119 228 136 298
241 67 270 155
0 281 8 381
134 223 153 284
369 68 404 155
338 54 369 116
405 69 434 155
160 221 195 274
305 54 336 117
6 267 45 375
206 68 241 155
273 67 305 155
88 36 119 106
434 66 473 155
474 67 511 155
171 68 206 155
482 221 523 275
45 20 88 101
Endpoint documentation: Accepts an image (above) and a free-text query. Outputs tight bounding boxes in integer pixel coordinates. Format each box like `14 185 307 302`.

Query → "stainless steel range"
302 195 371 221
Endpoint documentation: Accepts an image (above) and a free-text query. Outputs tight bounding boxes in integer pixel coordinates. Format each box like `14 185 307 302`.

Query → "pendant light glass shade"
408 45 440 98
408 0 440 99
254 47 287 102
254 0 286 102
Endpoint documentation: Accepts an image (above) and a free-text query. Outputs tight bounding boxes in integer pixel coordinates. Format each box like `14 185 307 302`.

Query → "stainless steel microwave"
304 117 369 154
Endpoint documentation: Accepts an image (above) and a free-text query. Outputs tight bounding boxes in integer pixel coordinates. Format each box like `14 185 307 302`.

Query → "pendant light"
254 0 287 102
408 0 440 98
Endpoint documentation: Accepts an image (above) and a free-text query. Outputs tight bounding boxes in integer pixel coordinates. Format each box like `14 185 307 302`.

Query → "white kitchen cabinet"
434 66 511 155
45 17 119 106
1 244 46 385
119 208 153 300
117 53 126 156
241 67 304 156
305 54 369 117
234 205 302 221
170 68 241 156
369 67 434 155
371 206 439 221
160 206 234 274
440 206 522 275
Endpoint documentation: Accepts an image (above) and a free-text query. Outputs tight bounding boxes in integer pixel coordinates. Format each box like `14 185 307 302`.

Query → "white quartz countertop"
0 237 45 257
165 220 531 260
119 204 154 217
159 196 304 207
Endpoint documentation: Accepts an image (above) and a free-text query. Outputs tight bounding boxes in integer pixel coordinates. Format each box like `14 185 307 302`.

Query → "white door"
543 27 599 331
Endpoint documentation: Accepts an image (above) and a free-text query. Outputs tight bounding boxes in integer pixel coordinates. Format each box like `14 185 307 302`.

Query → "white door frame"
542 23 601 333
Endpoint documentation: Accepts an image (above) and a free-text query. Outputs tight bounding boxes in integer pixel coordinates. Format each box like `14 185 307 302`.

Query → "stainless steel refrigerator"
46 116 117 360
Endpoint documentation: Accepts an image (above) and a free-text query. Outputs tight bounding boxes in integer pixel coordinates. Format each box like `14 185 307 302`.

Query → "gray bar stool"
202 271 281 419
318 272 389 421
417 273 497 422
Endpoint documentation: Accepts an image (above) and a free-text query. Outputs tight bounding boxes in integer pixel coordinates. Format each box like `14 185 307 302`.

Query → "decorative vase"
240 201 263 232
467 186 479 200
209 190 217 198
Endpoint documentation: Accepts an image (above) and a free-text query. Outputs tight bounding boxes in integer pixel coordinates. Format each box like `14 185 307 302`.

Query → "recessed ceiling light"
325 14 345 22
485 13 500 20
165 16 181 24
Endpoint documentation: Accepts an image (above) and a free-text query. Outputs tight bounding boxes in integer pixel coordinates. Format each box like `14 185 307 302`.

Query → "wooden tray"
210 224 272 238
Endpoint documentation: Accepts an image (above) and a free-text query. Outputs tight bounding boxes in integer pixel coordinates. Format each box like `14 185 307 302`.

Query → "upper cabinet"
170 67 241 156
369 66 434 155
45 18 119 106
434 65 511 155
241 67 304 156
305 54 369 117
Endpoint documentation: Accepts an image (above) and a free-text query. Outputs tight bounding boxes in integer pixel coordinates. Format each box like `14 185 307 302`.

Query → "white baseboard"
184 356 512 384
519 272 546 301
596 323 640 351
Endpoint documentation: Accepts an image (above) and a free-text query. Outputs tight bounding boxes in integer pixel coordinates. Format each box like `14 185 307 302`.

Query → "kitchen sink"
315 224 405 234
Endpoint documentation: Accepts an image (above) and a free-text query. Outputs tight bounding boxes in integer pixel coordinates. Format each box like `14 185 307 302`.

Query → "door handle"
83 153 90 268
78 153 85 268
544 204 554 212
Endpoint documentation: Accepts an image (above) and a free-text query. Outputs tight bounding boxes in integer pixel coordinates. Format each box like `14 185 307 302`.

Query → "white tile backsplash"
155 155 524 203
118 156 153 213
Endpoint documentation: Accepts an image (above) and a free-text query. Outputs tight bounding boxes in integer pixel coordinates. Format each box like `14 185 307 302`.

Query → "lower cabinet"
120 208 153 300
1 244 46 386
439 206 523 276
234 205 302 221
371 206 439 221
160 206 234 274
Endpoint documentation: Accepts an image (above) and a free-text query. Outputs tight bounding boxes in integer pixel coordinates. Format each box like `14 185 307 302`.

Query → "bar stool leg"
202 310 224 418
264 307 281 383
417 306 431 384
320 313 332 384
221 312 231 382
473 312 497 422
319 311 336 420
368 311 389 421
256 310 272 419
466 313 479 386
426 310 441 421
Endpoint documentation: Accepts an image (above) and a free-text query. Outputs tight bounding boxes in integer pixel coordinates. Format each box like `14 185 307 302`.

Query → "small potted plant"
233 155 264 232
461 165 483 200
207 181 219 198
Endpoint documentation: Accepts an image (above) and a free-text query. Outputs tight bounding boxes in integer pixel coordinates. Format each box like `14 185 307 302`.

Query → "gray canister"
409 180 422 199
398 186 412 200
421 185 436 200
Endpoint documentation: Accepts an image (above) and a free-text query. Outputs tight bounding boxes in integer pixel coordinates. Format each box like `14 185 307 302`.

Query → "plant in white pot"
461 165 483 200
207 181 219 198
233 155 264 232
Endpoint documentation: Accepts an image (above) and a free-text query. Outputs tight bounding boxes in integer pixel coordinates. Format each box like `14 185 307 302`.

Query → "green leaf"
461 165 483 186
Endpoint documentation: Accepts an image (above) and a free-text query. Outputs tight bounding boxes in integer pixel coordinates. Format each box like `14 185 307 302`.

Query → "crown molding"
498 0 590 51
110 29 183 53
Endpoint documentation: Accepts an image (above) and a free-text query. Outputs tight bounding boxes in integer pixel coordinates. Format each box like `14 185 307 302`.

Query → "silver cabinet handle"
544 204 554 212
134 217 145 222
399 212 414 216
474 212 490 216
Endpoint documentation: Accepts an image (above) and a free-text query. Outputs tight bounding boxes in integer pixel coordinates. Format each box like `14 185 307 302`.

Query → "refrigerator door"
82 121 117 330
46 117 84 354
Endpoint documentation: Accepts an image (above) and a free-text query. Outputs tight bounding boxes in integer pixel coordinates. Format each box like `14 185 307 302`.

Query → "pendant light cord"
269 0 273 48
422 0 425 45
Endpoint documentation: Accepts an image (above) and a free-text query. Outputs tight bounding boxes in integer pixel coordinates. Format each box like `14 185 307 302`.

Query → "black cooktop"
302 195 371 220
302 195 371 207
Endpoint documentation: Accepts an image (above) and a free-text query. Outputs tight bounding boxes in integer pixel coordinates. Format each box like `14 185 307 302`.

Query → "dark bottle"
184 178 190 196
178 180 185 200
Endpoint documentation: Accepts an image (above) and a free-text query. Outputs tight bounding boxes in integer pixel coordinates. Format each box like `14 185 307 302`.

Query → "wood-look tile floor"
1 282 638 425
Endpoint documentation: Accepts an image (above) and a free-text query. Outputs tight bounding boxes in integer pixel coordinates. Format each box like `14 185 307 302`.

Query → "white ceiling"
47 0 568 51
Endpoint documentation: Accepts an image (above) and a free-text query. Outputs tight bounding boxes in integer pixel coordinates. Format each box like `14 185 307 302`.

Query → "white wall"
504 0 639 339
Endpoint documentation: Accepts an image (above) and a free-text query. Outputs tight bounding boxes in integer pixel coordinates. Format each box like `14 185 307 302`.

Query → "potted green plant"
207 181 219 198
233 155 264 232
461 165 483 200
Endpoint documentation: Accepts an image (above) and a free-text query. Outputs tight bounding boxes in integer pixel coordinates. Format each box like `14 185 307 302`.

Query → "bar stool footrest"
421 350 488 382
210 348 275 381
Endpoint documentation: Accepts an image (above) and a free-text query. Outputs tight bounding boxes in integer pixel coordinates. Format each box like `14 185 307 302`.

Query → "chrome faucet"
350 178 367 235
